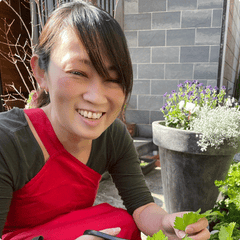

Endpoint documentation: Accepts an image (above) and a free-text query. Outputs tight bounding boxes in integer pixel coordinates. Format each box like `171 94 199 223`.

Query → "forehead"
51 29 89 61
50 28 113 69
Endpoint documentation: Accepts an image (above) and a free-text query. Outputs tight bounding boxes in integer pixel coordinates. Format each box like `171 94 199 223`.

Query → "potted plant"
152 80 240 213
207 161 240 239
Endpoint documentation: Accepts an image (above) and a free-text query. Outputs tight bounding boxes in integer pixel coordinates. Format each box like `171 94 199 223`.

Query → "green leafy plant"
161 80 240 151
147 209 222 240
207 162 240 240
214 162 240 210
161 80 226 130
147 230 168 240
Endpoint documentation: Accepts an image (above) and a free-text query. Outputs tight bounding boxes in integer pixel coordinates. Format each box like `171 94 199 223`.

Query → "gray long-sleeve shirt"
0 108 154 237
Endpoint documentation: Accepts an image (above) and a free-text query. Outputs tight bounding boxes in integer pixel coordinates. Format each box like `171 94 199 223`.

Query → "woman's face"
40 29 125 142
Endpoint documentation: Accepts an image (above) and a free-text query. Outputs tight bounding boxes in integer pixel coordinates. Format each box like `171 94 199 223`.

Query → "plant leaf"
174 209 223 231
219 222 235 240
174 209 203 231
147 230 168 240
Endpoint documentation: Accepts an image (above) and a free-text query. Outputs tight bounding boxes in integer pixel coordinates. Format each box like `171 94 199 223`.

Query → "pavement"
94 166 165 240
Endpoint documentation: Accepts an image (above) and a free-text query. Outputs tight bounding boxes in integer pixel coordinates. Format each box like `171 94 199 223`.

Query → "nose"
83 78 108 105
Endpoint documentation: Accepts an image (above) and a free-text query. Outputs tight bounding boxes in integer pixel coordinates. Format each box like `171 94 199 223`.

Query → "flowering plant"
161 80 240 151
25 90 38 109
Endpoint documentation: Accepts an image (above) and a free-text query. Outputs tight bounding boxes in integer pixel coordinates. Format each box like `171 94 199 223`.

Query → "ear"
31 55 48 90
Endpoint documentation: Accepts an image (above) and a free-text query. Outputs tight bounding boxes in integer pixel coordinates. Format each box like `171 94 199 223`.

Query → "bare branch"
0 0 43 109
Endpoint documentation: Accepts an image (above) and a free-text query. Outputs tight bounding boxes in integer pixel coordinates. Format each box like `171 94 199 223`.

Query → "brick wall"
123 0 239 137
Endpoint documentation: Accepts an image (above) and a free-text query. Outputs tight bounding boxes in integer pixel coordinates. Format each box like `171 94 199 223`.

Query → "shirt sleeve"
108 119 154 215
0 131 15 237
0 109 45 237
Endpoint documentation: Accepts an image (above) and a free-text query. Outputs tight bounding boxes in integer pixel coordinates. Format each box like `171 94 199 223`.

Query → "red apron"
2 108 141 240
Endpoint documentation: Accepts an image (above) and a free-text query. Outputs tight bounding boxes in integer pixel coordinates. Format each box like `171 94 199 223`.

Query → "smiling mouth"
77 110 104 120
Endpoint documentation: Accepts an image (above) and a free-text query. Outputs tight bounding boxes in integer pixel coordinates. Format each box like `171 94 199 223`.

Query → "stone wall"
123 0 239 137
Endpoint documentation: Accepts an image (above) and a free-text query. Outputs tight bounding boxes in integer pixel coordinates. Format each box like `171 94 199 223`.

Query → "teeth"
78 110 103 120
92 113 97 119
88 112 92 118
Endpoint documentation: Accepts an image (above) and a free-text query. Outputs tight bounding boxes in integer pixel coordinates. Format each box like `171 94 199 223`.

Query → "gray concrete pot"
152 121 238 214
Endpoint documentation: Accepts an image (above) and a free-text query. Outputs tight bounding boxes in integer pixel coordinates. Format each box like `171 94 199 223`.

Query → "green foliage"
147 162 240 240
147 209 221 240
215 162 240 210
174 209 203 230
161 80 240 152
161 80 226 130
207 162 240 240
219 222 236 240
174 209 222 231
147 230 168 240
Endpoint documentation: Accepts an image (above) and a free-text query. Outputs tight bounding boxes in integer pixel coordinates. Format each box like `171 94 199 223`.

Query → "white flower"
178 100 185 110
226 97 232 107
185 102 196 112
191 106 199 114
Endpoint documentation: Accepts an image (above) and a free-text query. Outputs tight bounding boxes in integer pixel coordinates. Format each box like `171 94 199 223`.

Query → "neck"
42 106 92 161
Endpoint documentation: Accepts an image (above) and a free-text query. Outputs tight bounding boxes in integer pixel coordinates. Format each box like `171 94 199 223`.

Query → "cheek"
111 90 125 109
55 78 80 99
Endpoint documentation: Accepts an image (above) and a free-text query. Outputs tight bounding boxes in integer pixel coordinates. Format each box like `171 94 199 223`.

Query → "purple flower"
172 90 176 94
214 86 219 91
201 90 206 95
197 83 203 88
213 97 218 100
181 93 185 97
163 92 168 97
161 103 168 111
193 96 199 101
178 83 184 88
169 94 173 99
206 85 212 89
187 91 194 96
222 86 226 90
193 80 199 84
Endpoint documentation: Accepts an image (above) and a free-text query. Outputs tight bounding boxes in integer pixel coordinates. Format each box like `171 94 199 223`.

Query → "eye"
70 71 87 77
107 79 121 84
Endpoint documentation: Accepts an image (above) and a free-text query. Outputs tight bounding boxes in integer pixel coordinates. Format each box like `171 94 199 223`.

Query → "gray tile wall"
124 0 224 137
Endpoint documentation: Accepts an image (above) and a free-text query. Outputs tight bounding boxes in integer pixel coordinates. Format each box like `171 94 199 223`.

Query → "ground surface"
94 167 165 240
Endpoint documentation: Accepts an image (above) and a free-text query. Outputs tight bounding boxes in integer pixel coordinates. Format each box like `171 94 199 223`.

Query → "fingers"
100 227 121 236
75 227 121 240
187 228 210 240
185 218 210 240
185 218 209 234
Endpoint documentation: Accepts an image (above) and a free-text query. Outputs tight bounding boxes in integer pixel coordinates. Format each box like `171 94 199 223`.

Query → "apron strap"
24 108 64 156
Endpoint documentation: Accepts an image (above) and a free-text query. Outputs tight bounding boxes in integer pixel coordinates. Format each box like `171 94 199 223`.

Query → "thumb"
75 227 121 240
100 227 121 236
174 228 187 239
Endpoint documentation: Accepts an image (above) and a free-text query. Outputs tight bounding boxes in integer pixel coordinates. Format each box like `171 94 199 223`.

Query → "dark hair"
34 0 133 108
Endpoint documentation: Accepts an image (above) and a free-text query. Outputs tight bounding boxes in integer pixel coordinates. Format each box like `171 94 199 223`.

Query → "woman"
0 1 210 240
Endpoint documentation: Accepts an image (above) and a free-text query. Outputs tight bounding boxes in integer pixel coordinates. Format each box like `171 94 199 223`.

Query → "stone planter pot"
140 158 157 175
152 121 239 214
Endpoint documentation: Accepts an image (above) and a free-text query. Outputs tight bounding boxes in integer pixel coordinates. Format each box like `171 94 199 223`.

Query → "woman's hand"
133 203 210 240
75 227 121 240
162 212 210 240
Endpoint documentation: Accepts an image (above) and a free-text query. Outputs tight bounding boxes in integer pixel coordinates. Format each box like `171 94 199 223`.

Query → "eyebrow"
76 58 117 72
77 58 92 66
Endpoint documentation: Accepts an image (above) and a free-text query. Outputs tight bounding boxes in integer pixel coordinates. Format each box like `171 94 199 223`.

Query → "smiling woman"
0 1 210 240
